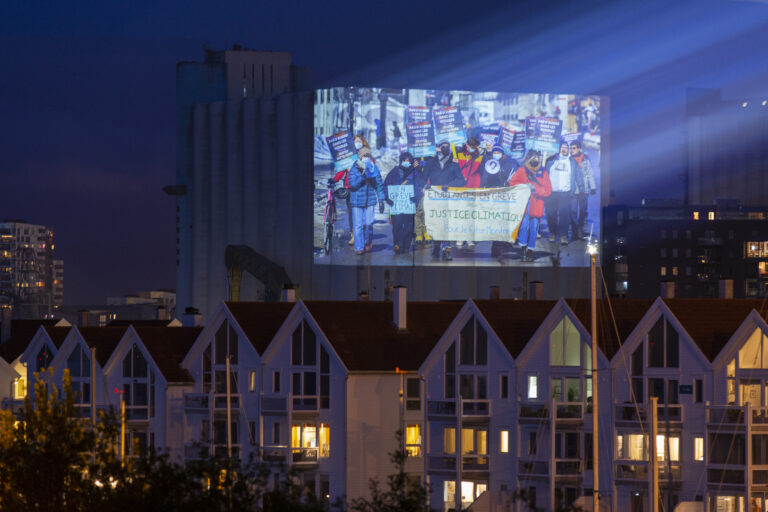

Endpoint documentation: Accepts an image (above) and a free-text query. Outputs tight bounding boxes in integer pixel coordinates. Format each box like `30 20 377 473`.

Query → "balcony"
462 400 490 418
261 445 288 464
659 463 682 482
555 402 584 422
555 459 582 477
184 393 209 413
292 447 319 464
261 396 287 414
615 463 648 482
518 458 548 478
462 455 488 472
707 406 745 428
291 395 319 413
519 402 549 422
427 400 457 418
428 455 456 472
615 403 682 426
212 394 240 411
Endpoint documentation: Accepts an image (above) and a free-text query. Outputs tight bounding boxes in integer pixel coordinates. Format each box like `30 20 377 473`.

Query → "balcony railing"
462 455 488 471
462 400 490 417
556 402 584 421
615 463 648 480
261 396 287 413
427 400 456 416
212 394 240 411
292 447 319 464
184 393 209 412
519 402 549 421
261 445 288 463
428 455 456 471
555 459 582 476
292 395 319 412
659 463 682 481
615 403 682 424
518 459 548 477
707 405 745 426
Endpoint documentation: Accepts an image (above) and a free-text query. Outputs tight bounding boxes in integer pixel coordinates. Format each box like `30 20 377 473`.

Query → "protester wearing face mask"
481 144 518 261
545 141 578 245
569 141 596 240
481 144 517 188
383 152 417 254
332 135 373 246
348 147 385 255
455 137 484 248
508 150 552 262
423 142 466 260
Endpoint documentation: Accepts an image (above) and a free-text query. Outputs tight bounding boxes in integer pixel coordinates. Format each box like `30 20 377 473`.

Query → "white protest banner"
423 185 531 242
388 185 416 215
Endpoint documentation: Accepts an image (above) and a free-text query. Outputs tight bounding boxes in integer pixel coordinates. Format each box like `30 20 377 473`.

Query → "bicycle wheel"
324 221 333 255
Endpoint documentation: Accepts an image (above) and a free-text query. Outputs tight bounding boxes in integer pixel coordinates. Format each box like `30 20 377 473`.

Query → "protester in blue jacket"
348 147 385 254
383 151 417 254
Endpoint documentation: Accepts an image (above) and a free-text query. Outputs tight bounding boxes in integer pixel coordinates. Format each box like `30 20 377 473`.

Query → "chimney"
358 291 369 302
489 286 500 300
281 285 297 303
660 281 675 299
182 307 203 327
529 281 544 300
393 286 407 331
0 307 11 344
78 309 90 327
719 279 734 299
156 306 170 321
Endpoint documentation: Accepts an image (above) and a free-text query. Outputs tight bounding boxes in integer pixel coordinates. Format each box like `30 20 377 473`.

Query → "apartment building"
2 295 768 512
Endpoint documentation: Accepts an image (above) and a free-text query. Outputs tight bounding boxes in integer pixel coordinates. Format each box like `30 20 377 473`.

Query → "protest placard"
423 185 531 242
498 126 526 160
388 184 416 215
407 106 430 124
325 131 357 172
406 122 436 158
525 116 563 153
433 106 467 145
561 132 583 146
473 124 500 149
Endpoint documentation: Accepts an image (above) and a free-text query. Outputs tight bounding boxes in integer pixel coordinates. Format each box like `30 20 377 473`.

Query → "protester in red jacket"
457 137 483 188
507 150 552 262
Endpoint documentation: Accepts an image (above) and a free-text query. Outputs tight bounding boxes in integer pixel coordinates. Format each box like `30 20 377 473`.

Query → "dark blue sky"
2 0 767 304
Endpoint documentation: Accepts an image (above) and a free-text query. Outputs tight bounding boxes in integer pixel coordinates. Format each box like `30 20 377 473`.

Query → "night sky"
2 0 767 304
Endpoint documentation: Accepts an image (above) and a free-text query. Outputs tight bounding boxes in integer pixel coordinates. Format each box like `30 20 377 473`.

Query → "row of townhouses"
0 291 767 512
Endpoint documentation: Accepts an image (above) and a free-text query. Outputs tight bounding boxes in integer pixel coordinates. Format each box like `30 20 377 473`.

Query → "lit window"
527 375 538 400
444 427 456 454
248 371 256 392
616 434 646 460
319 423 330 457
660 266 667 276
550 316 582 366
672 267 678 276
405 424 421 457
693 211 700 220
708 211 715 221
655 434 680 461
500 430 509 453
694 437 704 462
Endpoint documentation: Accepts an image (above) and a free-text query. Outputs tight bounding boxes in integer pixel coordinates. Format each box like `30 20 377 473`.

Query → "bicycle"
323 179 338 255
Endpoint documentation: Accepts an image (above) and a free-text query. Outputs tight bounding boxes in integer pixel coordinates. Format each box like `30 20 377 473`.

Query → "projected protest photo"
313 87 604 267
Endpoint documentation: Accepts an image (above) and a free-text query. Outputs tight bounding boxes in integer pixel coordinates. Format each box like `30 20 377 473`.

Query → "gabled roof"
224 302 296 354
133 326 201 383
0 323 71 363
661 299 768 362
78 327 129 366
473 300 558 358
303 301 463 372
567 298 654 359
108 319 176 327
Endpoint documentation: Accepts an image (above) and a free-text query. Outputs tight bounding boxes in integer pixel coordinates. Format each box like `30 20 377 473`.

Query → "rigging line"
597 264 648 440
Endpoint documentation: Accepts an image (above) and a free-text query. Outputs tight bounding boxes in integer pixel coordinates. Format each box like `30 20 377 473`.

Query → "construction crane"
225 245 293 302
